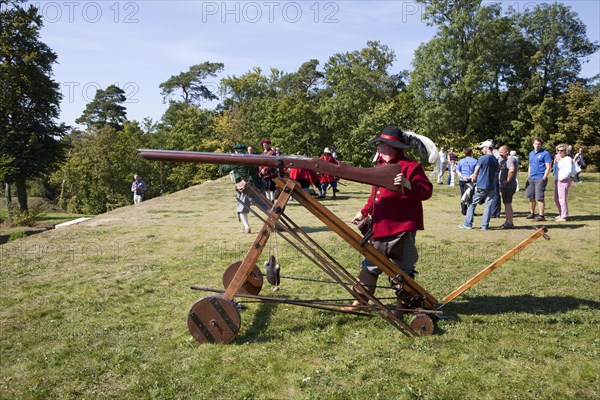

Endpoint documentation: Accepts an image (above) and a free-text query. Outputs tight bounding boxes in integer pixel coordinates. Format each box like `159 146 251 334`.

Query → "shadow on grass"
237 302 278 343
232 293 599 341
512 212 600 223
317 195 352 201
235 299 359 343
496 224 586 230
566 215 600 222
444 294 600 316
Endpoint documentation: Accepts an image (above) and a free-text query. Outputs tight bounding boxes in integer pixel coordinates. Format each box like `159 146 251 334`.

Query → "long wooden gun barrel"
139 149 406 191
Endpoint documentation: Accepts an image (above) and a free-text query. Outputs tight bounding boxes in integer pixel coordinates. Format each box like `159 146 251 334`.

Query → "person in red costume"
344 125 434 311
288 165 318 194
318 147 339 199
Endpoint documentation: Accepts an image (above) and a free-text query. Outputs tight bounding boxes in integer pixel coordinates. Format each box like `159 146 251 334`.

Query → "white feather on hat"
402 131 439 164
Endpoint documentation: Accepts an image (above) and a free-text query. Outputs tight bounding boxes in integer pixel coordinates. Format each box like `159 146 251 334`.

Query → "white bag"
571 161 581 178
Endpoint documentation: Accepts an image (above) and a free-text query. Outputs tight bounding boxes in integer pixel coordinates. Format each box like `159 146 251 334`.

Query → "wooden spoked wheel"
187 296 241 344
222 260 263 295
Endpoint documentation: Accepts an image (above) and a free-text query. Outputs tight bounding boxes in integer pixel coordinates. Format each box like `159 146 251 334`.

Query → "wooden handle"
442 227 550 305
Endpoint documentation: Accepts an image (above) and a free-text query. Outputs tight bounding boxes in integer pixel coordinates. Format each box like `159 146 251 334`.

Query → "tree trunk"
14 176 28 212
4 182 11 204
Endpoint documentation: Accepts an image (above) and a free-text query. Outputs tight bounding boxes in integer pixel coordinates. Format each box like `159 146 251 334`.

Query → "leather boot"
342 269 378 311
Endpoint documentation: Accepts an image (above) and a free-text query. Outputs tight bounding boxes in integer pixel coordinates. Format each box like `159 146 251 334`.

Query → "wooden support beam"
223 180 295 299
442 226 550 305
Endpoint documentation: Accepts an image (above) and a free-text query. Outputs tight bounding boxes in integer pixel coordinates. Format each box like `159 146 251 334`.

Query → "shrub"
5 201 46 227
7 230 26 241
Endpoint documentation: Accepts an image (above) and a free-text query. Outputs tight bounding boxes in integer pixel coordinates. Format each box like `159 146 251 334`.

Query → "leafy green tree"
153 103 221 192
160 62 224 105
410 0 516 145
517 3 598 98
0 0 67 211
260 60 326 156
409 0 597 154
217 67 274 146
508 3 598 152
51 122 152 213
75 85 127 129
319 41 403 164
555 82 600 167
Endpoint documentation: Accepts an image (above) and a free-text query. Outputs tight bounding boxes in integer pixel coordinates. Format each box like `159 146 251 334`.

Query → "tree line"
1 0 598 215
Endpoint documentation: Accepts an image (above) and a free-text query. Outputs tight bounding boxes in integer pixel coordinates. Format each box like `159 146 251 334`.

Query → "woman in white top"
553 144 574 222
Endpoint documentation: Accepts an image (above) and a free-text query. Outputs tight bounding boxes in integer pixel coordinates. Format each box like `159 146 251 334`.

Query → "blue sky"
26 1 600 128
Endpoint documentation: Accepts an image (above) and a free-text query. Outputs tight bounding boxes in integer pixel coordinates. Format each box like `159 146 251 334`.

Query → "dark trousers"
490 184 501 217
459 180 469 215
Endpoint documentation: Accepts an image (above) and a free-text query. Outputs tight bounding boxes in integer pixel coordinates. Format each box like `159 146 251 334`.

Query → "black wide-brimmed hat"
368 125 411 149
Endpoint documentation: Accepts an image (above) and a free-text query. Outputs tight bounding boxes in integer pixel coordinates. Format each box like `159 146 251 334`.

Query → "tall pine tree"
0 0 66 211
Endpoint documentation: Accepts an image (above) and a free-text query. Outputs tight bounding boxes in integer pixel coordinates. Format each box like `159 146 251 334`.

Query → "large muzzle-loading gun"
139 149 550 343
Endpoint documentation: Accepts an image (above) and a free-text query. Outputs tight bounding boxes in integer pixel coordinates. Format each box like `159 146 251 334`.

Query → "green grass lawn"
1 172 599 399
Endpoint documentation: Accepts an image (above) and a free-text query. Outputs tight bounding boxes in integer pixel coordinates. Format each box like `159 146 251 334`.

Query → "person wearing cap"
343 125 433 312
259 139 278 201
219 144 263 234
458 139 499 230
525 138 552 221
318 147 339 199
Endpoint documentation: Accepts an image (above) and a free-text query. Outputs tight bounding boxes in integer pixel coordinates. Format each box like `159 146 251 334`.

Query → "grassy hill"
1 173 599 399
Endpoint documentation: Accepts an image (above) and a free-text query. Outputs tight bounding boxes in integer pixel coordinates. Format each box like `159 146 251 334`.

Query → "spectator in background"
572 147 585 182
553 144 575 222
510 150 520 191
446 147 457 186
525 138 552 222
498 145 518 229
488 146 502 218
131 174 148 205
437 147 447 184
456 148 478 216
458 140 499 231
566 145 574 159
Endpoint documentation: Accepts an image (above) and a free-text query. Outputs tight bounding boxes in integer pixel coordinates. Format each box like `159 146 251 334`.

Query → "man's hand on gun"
351 211 365 225
394 173 408 193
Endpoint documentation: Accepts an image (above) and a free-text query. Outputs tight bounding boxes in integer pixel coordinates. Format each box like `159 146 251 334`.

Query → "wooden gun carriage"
140 149 550 343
